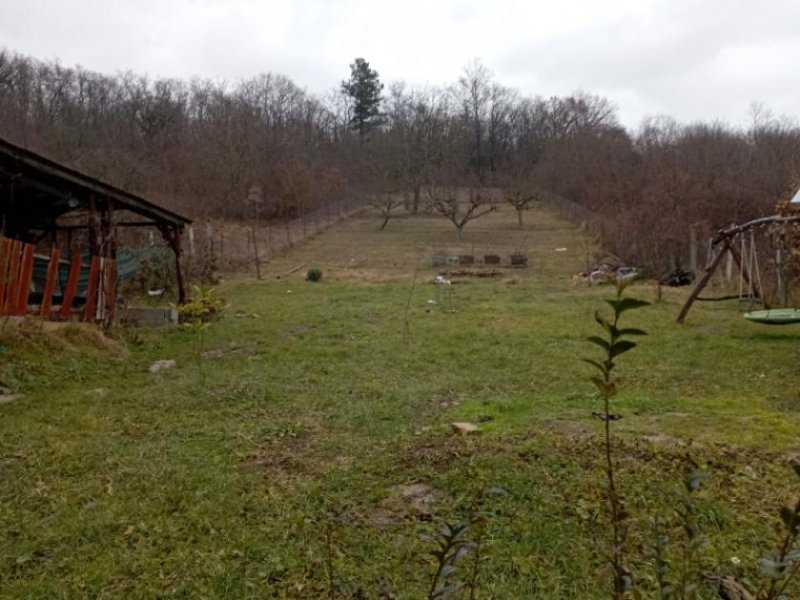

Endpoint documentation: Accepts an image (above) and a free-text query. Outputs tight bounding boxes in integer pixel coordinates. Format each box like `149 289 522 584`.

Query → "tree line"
1 48 798 274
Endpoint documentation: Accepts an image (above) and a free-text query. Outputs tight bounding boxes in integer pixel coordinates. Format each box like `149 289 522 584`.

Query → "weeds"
178 285 226 383
424 521 475 599
758 470 800 599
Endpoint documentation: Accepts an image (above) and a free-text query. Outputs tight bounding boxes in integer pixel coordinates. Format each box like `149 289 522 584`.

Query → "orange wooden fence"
0 238 35 316
0 237 117 322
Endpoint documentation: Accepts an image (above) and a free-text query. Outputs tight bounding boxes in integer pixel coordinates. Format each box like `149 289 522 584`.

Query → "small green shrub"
178 285 226 384
306 267 323 282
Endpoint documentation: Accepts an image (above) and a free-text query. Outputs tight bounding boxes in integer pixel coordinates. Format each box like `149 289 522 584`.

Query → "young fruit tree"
428 185 496 239
504 184 538 228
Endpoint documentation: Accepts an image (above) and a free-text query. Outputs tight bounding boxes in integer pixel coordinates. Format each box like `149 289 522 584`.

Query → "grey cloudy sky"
2 0 799 130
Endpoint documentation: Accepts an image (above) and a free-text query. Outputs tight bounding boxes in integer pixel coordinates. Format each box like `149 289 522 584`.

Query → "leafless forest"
1 49 799 273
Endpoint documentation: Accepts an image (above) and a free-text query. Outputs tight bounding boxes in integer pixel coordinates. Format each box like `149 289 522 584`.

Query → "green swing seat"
743 308 800 325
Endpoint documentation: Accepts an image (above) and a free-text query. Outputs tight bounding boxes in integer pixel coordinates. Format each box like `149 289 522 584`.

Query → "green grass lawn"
2 204 800 598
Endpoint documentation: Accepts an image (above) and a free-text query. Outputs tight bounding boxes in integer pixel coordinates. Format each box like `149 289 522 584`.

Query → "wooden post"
219 231 225 271
40 246 61 319
88 196 100 256
84 255 100 322
725 247 733 282
160 226 187 305
105 259 118 326
3 240 21 315
689 226 698 274
15 243 35 316
0 238 12 312
677 239 731 323
59 253 82 321
776 247 786 305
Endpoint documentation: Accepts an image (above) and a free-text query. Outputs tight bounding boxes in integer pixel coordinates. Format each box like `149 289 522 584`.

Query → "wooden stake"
15 243 35 316
84 255 100 322
40 246 61 319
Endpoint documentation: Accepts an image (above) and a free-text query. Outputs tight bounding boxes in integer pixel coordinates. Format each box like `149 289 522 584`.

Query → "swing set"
677 203 800 324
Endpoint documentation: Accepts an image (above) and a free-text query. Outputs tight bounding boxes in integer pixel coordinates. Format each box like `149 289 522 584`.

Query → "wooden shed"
0 136 191 322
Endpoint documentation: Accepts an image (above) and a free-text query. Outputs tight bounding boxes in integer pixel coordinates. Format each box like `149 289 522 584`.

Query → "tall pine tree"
341 58 384 139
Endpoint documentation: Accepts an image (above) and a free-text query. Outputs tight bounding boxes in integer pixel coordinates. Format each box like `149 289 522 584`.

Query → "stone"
149 359 176 373
451 422 480 435
0 386 22 404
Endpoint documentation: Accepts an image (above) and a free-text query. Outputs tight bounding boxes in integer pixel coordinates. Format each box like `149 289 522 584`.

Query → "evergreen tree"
341 57 384 138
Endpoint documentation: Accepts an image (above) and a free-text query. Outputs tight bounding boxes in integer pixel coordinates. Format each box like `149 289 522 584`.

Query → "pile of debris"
659 267 695 287
573 263 638 285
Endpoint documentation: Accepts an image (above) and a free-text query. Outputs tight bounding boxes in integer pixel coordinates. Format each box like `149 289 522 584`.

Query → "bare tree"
505 185 538 228
428 183 496 239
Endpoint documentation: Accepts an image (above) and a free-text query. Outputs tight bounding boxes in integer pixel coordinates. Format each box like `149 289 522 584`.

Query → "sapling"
423 521 476 600
178 285 225 383
584 277 649 598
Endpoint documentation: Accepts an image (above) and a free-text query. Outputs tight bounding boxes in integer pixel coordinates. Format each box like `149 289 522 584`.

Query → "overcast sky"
2 0 799 130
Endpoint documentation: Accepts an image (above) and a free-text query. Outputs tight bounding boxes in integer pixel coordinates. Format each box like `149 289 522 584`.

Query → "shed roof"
0 136 190 235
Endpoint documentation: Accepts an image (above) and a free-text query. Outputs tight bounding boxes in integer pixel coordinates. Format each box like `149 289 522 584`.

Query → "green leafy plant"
420 487 506 600
584 277 649 598
423 521 476 599
178 285 225 383
648 470 710 599
758 470 800 599
306 267 323 282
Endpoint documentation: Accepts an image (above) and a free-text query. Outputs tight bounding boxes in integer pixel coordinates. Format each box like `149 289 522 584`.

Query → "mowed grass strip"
1 204 800 597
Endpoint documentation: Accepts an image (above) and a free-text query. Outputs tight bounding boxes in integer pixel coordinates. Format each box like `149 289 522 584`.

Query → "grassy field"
2 204 800 598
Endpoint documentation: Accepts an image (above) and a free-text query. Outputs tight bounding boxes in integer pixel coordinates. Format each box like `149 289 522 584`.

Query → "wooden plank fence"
0 236 117 323
0 238 34 316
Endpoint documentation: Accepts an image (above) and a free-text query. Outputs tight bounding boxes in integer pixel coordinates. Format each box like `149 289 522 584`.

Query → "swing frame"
676 214 800 323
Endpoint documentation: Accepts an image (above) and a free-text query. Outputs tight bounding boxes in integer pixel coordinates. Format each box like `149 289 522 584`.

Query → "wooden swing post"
677 213 800 323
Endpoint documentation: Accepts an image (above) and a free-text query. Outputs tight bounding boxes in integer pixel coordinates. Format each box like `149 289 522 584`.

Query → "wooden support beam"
88 196 100 257
160 225 187 305
40 246 61 319
84 255 100 322
713 214 800 244
15 243 35 315
59 253 82 320
105 259 118 326
36 221 161 231
0 238 12 311
3 240 21 315
677 239 731 323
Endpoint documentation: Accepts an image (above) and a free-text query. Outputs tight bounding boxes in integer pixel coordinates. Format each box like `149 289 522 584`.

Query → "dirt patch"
202 339 258 360
539 418 591 437
640 433 687 447
280 323 318 340
371 482 438 524
241 435 313 481
433 393 460 410
0 386 22 404
446 269 504 279
398 434 475 468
